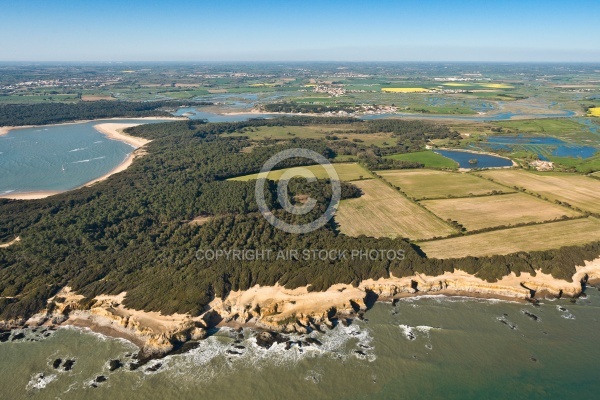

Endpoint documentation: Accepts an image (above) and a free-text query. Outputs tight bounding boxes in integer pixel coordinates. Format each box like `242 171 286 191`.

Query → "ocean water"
434 149 513 169
0 120 168 195
1 289 599 400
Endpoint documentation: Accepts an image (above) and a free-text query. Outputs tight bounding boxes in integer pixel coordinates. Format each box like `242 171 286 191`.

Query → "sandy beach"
0 191 62 200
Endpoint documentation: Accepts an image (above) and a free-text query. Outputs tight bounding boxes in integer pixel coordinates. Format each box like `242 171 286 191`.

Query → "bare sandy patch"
0 236 20 248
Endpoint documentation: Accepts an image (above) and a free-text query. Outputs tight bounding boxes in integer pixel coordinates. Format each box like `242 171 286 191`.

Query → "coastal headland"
4 257 599 363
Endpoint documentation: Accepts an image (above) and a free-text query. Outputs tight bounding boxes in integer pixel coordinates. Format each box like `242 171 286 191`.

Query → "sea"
0 119 169 196
1 289 599 399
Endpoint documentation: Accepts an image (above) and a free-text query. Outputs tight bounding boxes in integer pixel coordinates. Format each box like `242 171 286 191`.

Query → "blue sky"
1 0 599 62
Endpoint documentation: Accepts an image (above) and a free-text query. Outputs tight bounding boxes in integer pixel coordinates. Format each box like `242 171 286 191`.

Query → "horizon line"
1 60 600 64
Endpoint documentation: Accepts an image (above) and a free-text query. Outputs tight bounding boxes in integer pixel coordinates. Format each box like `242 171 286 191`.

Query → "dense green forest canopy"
0 100 211 126
1 117 599 320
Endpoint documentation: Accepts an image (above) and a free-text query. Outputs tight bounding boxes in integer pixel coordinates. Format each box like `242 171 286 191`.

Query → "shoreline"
0 118 170 200
0 116 185 137
8 256 599 359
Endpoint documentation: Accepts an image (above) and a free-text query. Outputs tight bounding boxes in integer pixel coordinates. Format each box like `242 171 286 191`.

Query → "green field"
232 125 396 147
385 151 458 169
494 118 588 134
546 155 600 174
377 169 513 200
229 163 373 182
418 217 600 259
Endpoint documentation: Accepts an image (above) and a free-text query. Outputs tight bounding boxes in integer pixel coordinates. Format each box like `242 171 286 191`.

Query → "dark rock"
11 332 25 341
225 350 242 355
522 310 539 321
0 332 10 342
170 341 200 356
498 318 517 330
392 299 399 307
146 363 162 372
52 359 62 369
305 338 323 346
94 375 107 383
63 359 75 371
129 362 141 371
255 331 288 349
531 357 538 362
233 345 245 350
108 359 123 372
558 306 567 312
354 350 366 356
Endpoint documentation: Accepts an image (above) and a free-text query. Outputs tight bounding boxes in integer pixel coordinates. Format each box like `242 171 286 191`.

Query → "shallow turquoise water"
0 120 168 195
1 289 598 399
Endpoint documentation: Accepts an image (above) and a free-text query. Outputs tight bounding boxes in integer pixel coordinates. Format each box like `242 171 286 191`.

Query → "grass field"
385 151 458 169
494 118 587 134
417 217 600 259
381 88 429 93
229 163 373 182
377 169 513 200
588 107 600 117
420 193 581 231
335 179 456 240
478 170 600 214
442 82 514 89
81 95 115 101
232 125 396 148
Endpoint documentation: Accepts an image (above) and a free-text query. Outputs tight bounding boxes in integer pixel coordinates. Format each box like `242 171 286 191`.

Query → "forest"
1 116 599 320
0 100 209 126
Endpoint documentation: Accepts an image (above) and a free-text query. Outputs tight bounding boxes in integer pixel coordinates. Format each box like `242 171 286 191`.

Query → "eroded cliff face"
8 258 599 359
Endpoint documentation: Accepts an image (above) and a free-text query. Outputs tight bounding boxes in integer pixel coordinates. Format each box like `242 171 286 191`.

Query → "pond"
435 149 513 169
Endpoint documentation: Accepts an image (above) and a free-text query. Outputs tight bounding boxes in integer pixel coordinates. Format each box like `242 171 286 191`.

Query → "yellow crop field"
229 163 373 182
482 83 513 89
381 88 429 93
335 179 456 240
418 217 600 259
420 193 581 231
478 170 600 214
588 107 600 117
377 169 512 200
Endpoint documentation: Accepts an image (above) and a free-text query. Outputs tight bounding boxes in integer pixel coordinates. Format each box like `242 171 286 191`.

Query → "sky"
0 0 599 62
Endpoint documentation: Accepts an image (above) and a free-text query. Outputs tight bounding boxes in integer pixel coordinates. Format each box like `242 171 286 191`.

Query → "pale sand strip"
0 116 183 137
0 236 20 248
0 192 61 200
0 120 158 200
